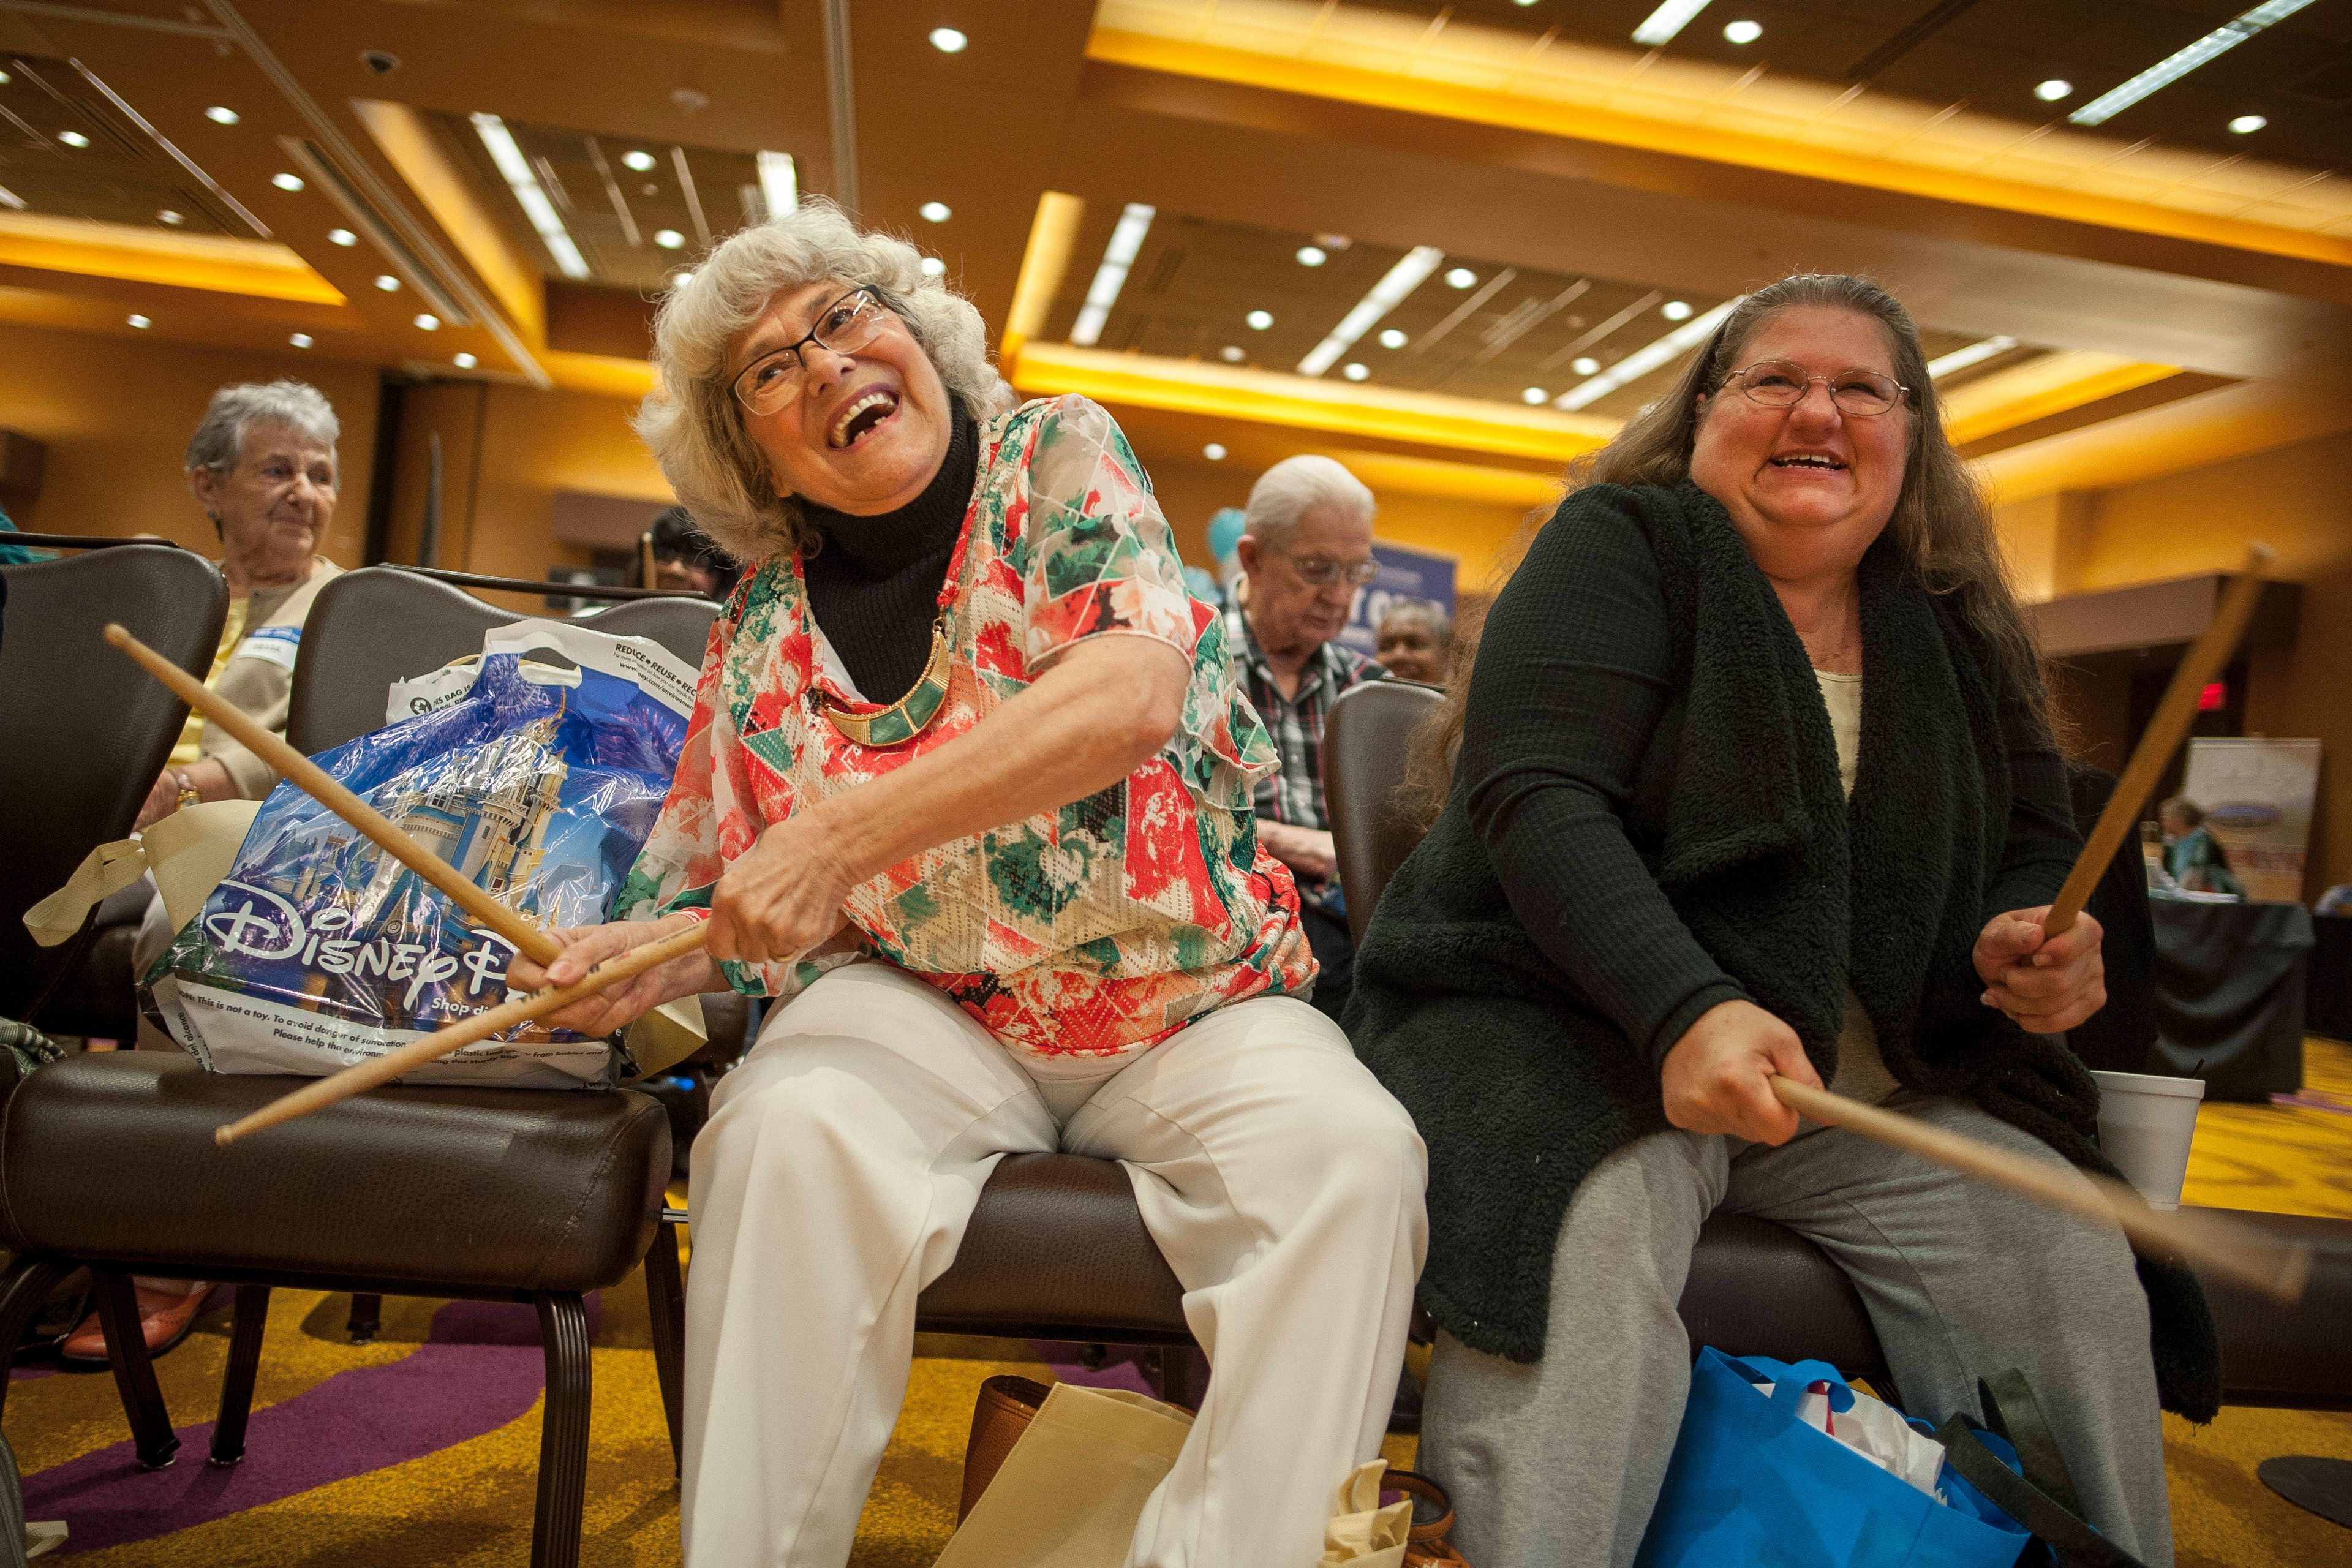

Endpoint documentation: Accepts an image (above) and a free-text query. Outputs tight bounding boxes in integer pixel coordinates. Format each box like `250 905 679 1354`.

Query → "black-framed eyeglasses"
1721 359 1909 417
1276 548 1381 588
730 286 892 415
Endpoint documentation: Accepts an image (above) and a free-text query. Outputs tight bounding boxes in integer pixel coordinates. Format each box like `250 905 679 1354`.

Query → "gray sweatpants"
1420 1094 2174 1568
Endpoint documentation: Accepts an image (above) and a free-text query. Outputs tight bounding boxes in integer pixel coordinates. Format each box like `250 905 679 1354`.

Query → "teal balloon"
1183 565 1224 608
1207 507 1248 564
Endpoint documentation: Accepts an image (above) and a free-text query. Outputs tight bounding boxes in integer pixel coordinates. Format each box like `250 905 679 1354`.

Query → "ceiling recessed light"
1296 245 1328 267
126 314 151 330
919 255 946 278
622 149 655 172
1513 0 1538 6
669 268 695 287
919 200 951 223
654 228 686 249
453 352 478 369
157 209 184 226
1722 18 1762 44
1221 345 1246 363
2035 78 2073 102
1246 309 1274 330
1378 328 1408 349
1444 267 1477 288
56 130 89 148
2230 113 2267 133
1342 362 1370 381
413 313 439 331
930 26 969 53
271 172 304 192
374 274 401 292
0 71 10 85
328 227 358 247
1522 386 1548 404
1661 300 1694 320
1572 355 1602 375
288 332 313 349
204 106 239 126
1203 442 1227 461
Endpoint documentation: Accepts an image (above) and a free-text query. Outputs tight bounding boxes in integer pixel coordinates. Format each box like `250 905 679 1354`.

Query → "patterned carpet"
9 1044 2348 1566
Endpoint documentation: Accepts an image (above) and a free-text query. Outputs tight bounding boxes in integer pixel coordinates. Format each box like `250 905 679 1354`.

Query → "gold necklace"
819 609 954 747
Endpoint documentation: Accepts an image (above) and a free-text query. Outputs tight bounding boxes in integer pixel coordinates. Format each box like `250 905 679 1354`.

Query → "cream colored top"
1816 669 1900 1107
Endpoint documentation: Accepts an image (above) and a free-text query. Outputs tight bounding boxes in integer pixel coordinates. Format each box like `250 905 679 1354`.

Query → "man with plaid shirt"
1226 456 1386 1024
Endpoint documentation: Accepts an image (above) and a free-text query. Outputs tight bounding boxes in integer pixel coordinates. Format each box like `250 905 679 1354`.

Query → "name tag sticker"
239 624 303 673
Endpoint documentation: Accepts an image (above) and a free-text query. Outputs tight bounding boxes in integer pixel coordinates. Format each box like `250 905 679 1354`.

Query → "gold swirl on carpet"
18 1044 2351 1566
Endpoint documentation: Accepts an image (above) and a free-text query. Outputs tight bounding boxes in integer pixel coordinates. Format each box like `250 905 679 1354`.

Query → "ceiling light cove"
930 27 969 54
756 151 797 221
1071 202 1155 347
1246 310 1274 330
1632 0 1713 47
920 201 952 223
1296 246 1328 266
1558 297 1740 410
1722 20 1762 45
1299 245 1443 377
204 106 239 126
328 228 358 247
2035 79 2073 102
471 111 592 280
1444 268 1477 289
2070 0 2315 126
271 173 304 192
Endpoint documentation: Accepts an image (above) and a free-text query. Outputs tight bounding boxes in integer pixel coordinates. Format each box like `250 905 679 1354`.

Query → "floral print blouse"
616 395 1315 1061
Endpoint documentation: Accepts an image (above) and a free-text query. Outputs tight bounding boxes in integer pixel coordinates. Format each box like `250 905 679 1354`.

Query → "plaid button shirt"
1224 604 1385 842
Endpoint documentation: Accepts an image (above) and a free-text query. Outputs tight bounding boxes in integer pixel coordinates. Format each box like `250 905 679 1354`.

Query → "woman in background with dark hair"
1348 274 2209 1567
645 505 742 600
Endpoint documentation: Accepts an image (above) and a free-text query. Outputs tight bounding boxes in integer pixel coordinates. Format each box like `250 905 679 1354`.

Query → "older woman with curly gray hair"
511 200 1425 1568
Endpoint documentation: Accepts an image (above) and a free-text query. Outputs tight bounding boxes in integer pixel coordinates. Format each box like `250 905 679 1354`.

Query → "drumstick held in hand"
104 622 563 967
2043 543 2274 937
213 922 712 1145
1772 1075 2310 1303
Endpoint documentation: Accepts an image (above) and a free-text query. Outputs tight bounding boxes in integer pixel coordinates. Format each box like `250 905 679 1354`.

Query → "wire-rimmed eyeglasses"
1720 360 1909 417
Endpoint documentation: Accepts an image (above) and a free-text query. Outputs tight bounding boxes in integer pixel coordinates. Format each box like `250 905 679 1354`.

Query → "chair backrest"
1323 679 1444 948
0 545 227 1019
288 565 719 753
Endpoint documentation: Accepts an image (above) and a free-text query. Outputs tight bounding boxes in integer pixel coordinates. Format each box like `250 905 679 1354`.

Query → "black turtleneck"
799 404 978 701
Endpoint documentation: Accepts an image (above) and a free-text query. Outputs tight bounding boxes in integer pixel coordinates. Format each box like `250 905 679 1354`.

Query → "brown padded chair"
1322 677 2352 1410
0 543 227 1032
0 567 719 1568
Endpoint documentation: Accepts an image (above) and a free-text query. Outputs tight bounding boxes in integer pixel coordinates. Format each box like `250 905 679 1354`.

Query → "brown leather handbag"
958 1374 1472 1564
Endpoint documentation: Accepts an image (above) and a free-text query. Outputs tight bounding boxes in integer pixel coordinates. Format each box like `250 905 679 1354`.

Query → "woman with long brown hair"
1346 274 2211 1566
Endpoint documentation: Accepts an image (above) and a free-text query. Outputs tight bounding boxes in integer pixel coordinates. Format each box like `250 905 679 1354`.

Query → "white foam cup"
2089 1069 2206 1212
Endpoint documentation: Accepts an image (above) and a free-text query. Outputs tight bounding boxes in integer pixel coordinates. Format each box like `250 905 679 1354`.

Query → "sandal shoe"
59 1284 218 1364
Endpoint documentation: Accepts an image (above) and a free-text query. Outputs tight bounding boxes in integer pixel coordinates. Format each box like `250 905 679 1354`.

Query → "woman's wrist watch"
172 769 203 811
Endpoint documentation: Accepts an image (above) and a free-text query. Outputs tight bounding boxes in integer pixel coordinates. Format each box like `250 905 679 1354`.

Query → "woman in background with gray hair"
84 380 345 1368
510 200 1425 1568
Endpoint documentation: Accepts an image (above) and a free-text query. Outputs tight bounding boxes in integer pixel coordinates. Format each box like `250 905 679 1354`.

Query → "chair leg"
0 1255 70 1425
531 1292 592 1568
644 1221 685 1478
91 1270 179 1470
346 1292 382 1344
209 1285 271 1466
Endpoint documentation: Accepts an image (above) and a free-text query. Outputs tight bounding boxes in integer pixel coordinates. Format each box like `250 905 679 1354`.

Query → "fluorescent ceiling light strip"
1632 0 1714 47
2070 0 2314 126
1070 202 1153 348
1298 246 1444 377
1555 298 1738 411
1926 335 2018 379
0 182 23 210
470 112 590 280
757 151 797 221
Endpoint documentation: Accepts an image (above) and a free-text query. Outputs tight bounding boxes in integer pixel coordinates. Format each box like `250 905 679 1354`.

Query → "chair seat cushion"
0 1054 669 1294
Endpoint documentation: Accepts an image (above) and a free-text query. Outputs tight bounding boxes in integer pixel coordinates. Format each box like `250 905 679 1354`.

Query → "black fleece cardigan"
1344 480 2220 1420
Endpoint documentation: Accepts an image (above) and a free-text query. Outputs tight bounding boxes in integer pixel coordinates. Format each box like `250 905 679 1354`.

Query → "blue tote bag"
1634 1349 2031 1568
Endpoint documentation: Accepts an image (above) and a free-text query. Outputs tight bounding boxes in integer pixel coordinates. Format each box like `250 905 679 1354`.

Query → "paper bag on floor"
933 1382 1193 1568
1319 1460 1414 1567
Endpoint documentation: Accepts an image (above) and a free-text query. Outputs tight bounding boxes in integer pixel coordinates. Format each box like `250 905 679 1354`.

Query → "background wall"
0 318 377 564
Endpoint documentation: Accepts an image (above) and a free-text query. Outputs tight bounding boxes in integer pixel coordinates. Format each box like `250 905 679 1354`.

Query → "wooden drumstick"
1773 1075 2309 1303
214 922 712 1145
2043 543 2274 936
104 622 563 967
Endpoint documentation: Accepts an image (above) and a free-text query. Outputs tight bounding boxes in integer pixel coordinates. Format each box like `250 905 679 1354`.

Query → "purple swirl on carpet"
21 1294 599 1551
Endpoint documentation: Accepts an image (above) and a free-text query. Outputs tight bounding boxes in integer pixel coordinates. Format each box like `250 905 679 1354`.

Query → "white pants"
679 963 1429 1568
